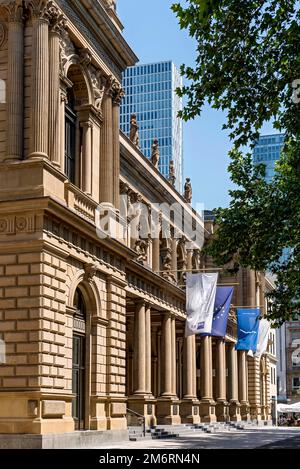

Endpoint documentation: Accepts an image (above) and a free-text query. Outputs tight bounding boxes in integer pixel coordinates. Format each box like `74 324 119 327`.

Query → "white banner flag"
254 319 270 358
185 273 218 337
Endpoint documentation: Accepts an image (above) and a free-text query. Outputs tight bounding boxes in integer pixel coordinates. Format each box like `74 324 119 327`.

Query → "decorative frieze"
0 214 35 235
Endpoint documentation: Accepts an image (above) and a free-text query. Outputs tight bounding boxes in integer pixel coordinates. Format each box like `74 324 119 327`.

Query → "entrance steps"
128 426 179 442
128 420 273 440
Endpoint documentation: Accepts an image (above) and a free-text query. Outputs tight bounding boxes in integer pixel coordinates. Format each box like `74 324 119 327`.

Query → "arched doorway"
72 287 87 430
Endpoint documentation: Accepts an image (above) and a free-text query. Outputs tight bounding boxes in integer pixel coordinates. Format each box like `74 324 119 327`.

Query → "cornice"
56 0 138 76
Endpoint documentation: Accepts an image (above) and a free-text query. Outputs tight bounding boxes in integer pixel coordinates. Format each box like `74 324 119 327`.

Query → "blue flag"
201 286 234 337
236 309 260 351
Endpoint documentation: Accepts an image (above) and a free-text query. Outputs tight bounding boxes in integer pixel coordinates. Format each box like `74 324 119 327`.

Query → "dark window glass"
65 88 76 183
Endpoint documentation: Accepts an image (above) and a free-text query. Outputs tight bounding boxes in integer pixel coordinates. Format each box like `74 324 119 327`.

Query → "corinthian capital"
48 3 66 35
105 75 124 104
3 0 24 23
25 0 56 22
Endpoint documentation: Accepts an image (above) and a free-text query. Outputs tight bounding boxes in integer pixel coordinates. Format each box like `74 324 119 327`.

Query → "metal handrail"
126 407 146 437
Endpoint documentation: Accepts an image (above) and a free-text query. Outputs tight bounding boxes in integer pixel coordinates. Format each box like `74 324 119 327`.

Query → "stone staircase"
128 426 179 442
128 420 273 441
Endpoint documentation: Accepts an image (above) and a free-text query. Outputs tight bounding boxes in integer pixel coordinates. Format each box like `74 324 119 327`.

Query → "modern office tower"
253 133 285 181
120 61 183 191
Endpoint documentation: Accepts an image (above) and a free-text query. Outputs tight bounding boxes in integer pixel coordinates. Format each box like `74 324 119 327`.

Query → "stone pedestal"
240 401 250 421
200 399 216 423
180 399 200 424
156 398 181 425
216 399 229 422
250 403 262 421
127 396 157 428
229 400 241 421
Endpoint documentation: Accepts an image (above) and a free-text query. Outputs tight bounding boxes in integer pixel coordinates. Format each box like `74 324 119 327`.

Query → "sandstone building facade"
0 0 275 446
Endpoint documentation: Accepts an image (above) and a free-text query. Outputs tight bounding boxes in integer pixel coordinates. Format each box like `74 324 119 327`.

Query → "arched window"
65 87 77 183
72 287 86 430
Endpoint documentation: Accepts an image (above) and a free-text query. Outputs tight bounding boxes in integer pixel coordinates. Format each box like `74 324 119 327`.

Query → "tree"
172 0 300 326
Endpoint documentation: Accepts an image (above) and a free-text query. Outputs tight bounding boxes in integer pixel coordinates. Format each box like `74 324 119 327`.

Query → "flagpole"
155 267 225 273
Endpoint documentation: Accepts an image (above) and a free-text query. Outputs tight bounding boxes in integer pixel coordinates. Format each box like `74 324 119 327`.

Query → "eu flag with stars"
202 286 234 337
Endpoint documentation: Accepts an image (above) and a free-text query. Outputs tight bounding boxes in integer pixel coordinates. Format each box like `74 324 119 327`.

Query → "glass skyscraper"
120 61 183 192
253 133 289 262
253 133 285 182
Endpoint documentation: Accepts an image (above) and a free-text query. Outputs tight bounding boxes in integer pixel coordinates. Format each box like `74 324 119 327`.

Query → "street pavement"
94 427 300 450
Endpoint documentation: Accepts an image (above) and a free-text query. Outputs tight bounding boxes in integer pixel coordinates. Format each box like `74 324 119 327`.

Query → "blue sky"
118 0 274 210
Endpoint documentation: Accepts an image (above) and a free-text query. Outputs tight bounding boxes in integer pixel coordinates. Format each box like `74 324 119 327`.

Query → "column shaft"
184 334 196 398
30 17 49 158
216 339 226 400
112 101 120 210
238 350 247 402
201 336 213 399
152 237 160 273
145 305 152 394
6 18 24 161
133 302 146 394
161 314 172 396
48 30 60 166
229 343 239 401
100 94 114 204
171 317 176 396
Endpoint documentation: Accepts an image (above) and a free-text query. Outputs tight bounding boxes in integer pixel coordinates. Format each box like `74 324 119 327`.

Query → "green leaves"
173 0 300 325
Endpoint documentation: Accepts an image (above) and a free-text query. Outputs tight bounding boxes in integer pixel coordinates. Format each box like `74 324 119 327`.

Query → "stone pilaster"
228 342 241 421
181 334 200 424
99 78 114 205
216 338 228 421
5 1 24 161
157 313 181 425
112 85 124 211
48 8 65 167
28 1 50 159
238 350 250 420
200 336 216 422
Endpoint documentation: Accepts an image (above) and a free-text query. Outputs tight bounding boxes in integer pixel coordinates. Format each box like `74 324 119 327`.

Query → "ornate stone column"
5 1 24 161
129 301 155 426
161 313 172 397
29 1 50 159
48 8 65 167
157 313 181 425
228 342 241 421
99 79 114 205
200 336 216 422
171 317 177 396
152 237 160 273
112 85 124 211
216 339 228 421
145 304 152 395
133 301 146 395
181 334 200 424
81 121 92 194
238 350 250 420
